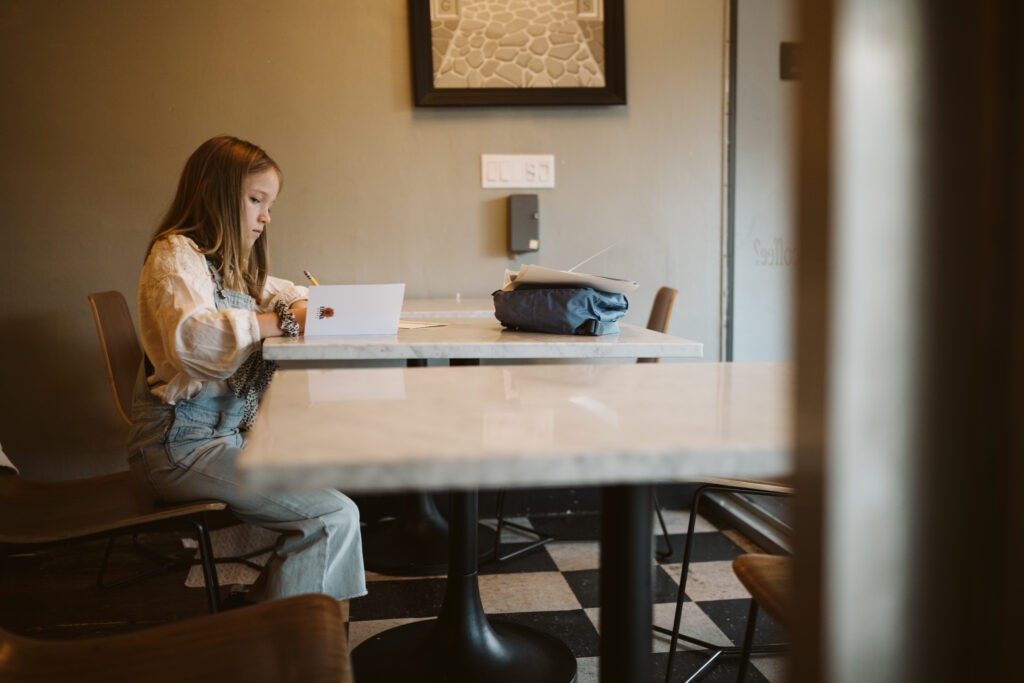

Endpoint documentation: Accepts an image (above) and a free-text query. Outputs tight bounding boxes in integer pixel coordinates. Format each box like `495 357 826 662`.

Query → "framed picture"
408 0 626 106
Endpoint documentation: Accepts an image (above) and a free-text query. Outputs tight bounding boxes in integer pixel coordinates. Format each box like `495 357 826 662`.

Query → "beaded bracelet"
274 300 300 337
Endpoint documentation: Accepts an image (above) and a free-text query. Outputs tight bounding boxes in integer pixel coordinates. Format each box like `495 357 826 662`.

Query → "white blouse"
138 235 308 405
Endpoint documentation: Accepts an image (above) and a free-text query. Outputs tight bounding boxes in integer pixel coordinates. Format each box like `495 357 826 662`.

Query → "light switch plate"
481 154 555 189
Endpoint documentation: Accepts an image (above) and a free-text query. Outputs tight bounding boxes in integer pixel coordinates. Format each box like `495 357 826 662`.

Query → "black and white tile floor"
349 509 786 682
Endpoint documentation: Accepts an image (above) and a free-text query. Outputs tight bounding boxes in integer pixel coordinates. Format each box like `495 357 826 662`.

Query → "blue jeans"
128 378 366 601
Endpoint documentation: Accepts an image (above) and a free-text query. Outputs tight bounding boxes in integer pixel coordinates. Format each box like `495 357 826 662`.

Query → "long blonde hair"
148 135 282 298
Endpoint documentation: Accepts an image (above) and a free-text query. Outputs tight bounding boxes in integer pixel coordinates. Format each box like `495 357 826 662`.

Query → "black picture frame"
408 0 626 106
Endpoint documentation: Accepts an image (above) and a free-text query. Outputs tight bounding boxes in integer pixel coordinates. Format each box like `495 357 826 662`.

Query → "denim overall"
127 268 366 602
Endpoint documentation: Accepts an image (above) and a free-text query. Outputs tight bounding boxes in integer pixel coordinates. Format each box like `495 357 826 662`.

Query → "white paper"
501 264 639 294
398 319 447 329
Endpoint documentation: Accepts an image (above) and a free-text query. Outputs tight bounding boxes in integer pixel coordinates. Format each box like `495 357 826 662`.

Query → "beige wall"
732 0 797 361
0 0 726 478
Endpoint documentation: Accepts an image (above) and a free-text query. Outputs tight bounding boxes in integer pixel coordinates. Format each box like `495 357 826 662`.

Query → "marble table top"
262 317 704 362
401 297 495 318
239 362 792 492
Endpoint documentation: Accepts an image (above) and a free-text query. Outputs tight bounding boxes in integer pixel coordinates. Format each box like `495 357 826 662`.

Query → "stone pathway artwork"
430 0 606 89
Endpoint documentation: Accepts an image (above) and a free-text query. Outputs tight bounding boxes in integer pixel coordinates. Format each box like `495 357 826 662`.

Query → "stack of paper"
501 264 639 295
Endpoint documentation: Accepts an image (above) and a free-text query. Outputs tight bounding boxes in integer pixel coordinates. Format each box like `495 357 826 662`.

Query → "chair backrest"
646 286 678 333
87 291 142 426
0 593 352 683
639 286 678 363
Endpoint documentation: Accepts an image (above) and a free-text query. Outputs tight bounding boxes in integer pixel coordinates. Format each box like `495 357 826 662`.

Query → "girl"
127 135 366 604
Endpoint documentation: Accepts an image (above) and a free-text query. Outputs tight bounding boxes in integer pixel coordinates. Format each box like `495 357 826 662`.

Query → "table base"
353 489 576 683
361 493 496 576
351 617 577 683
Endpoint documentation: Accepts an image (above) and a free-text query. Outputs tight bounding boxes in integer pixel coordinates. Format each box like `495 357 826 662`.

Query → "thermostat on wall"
508 194 539 254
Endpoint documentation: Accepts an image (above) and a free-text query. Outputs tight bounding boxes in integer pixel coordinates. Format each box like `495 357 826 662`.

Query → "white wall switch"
481 154 555 189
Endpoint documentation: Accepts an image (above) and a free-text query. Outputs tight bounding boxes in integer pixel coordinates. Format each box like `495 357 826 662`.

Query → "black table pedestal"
599 485 653 683
362 492 498 575
362 493 452 575
352 490 577 683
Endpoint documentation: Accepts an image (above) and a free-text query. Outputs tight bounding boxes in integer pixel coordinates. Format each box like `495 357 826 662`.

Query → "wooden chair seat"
733 553 791 626
733 553 791 680
0 471 224 611
0 472 224 545
0 593 353 683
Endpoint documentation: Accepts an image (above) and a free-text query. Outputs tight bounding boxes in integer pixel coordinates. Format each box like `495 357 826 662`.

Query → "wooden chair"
658 478 792 681
0 593 353 683
0 471 224 612
88 290 271 578
639 285 678 363
0 292 225 613
0 292 227 613
733 553 791 681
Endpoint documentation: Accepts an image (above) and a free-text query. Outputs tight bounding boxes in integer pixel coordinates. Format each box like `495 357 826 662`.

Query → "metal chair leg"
486 489 554 564
192 512 220 613
653 489 673 561
660 483 710 681
98 533 191 589
95 513 221 613
213 541 276 571
736 599 760 681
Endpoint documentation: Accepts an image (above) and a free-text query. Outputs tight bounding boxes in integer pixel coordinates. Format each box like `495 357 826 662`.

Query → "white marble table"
263 317 704 364
243 363 789 491
240 362 792 683
263 316 704 575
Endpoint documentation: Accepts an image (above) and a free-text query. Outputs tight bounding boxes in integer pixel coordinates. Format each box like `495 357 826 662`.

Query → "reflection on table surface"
241 362 791 492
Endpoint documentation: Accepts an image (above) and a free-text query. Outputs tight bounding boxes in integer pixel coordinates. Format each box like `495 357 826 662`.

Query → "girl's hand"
256 299 308 339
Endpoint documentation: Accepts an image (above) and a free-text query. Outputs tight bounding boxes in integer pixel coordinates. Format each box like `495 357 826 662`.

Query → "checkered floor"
349 508 786 683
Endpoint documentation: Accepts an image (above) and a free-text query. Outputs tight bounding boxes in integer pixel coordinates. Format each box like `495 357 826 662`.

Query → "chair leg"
736 599 760 681
485 489 554 564
96 515 221 613
192 512 221 613
97 526 269 590
92 514 221 613
490 489 508 559
661 483 711 681
653 489 673 561
212 540 276 571
97 533 189 589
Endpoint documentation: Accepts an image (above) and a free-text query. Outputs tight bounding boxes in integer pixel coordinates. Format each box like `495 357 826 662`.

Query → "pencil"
303 270 320 286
